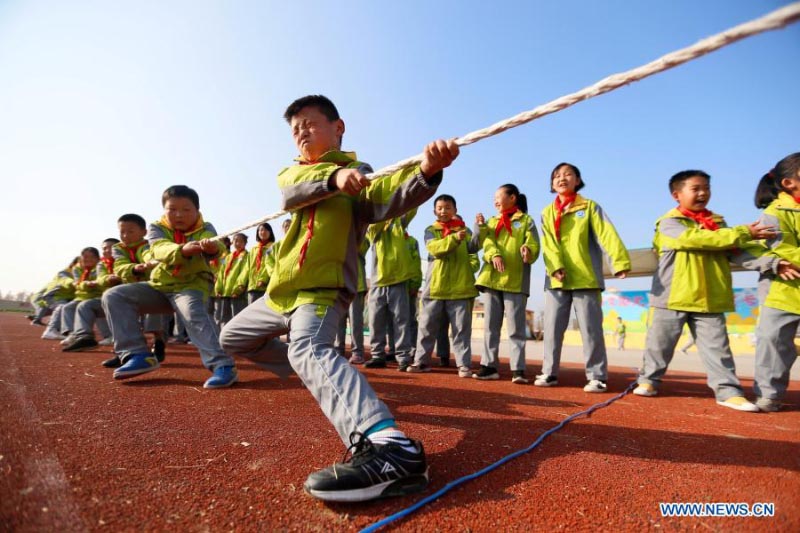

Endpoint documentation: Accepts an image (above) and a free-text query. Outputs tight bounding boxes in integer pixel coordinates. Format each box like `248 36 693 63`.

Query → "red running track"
1 312 798 531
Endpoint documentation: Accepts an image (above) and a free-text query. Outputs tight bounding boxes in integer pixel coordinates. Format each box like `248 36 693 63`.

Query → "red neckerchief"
224 250 243 277
78 267 90 283
254 242 266 271
296 159 350 269
794 195 800 204
495 207 519 238
101 257 114 275
554 193 576 242
677 207 719 231
124 242 146 263
440 218 465 237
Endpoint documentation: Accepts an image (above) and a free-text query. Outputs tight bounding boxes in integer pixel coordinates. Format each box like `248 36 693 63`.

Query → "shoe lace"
342 432 375 464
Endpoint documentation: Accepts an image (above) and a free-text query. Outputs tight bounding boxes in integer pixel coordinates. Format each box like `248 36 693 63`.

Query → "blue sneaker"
113 353 160 379
204 366 238 389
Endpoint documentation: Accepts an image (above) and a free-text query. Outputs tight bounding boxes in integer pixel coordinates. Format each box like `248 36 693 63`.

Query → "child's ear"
781 177 795 191
336 119 345 139
671 190 680 202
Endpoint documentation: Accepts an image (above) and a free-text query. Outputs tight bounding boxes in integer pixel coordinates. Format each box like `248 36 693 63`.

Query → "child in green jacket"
219 94 459 502
474 183 540 383
102 186 238 389
408 194 479 377
752 153 800 411
246 222 276 304
537 162 630 393
634 170 779 412
214 232 249 328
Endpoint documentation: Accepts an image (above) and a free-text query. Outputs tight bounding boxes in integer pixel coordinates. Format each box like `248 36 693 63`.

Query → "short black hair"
118 213 147 230
434 194 457 208
669 170 710 193
233 232 248 243
283 95 340 123
162 185 200 209
81 246 100 258
103 238 121 246
550 163 585 193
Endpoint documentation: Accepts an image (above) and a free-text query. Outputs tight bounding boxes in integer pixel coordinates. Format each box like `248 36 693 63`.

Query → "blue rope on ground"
360 378 639 533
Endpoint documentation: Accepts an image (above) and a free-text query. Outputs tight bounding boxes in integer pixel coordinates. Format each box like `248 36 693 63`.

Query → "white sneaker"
458 367 472 378
583 379 608 393
41 330 65 341
98 338 114 346
534 374 558 387
716 396 759 413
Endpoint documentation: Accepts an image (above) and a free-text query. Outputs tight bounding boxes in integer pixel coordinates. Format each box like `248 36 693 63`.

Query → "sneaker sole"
472 374 500 380
716 400 759 413
633 387 657 397
113 362 160 380
512 377 529 384
203 376 239 389
305 470 429 502
458 371 472 378
534 381 558 387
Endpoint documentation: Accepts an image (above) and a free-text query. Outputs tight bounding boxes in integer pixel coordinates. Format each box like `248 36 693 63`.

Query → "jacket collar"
294 150 357 165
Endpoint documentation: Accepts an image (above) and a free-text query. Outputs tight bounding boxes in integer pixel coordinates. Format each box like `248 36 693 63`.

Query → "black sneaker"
472 365 499 380
511 370 529 384
62 336 99 352
304 432 428 502
102 355 122 368
365 357 387 369
438 357 450 367
385 353 397 363
396 362 410 372
151 339 166 363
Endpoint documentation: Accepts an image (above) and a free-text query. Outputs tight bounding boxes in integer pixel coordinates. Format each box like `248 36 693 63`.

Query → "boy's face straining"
673 175 711 212
290 106 344 162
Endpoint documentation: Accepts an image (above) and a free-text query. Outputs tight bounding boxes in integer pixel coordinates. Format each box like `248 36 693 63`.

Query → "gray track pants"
414 298 472 369
102 283 234 371
754 305 799 401
220 297 393 445
368 282 413 364
638 308 744 401
336 291 366 357
481 289 527 371
542 289 608 381
73 298 112 339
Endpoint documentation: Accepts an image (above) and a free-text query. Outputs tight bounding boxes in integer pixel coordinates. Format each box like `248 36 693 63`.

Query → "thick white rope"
217 2 800 240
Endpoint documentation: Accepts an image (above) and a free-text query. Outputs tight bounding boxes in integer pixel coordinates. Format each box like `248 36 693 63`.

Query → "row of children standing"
27 94 798 506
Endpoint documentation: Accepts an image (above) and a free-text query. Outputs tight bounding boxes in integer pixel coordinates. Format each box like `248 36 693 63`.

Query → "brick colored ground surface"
1 312 798 532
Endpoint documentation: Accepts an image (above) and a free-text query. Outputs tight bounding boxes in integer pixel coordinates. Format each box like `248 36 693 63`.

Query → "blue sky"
1 0 798 310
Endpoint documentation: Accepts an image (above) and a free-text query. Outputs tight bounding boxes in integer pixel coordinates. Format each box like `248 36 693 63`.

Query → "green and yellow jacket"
112 240 153 284
541 195 630 290
367 212 419 288
215 249 249 297
421 221 480 300
758 192 800 315
246 241 274 293
71 265 102 301
146 214 225 298
475 210 540 296
650 208 776 313
266 150 441 314
38 266 76 303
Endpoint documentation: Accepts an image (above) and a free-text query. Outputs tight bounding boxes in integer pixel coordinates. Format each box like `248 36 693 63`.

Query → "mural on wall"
601 288 760 334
